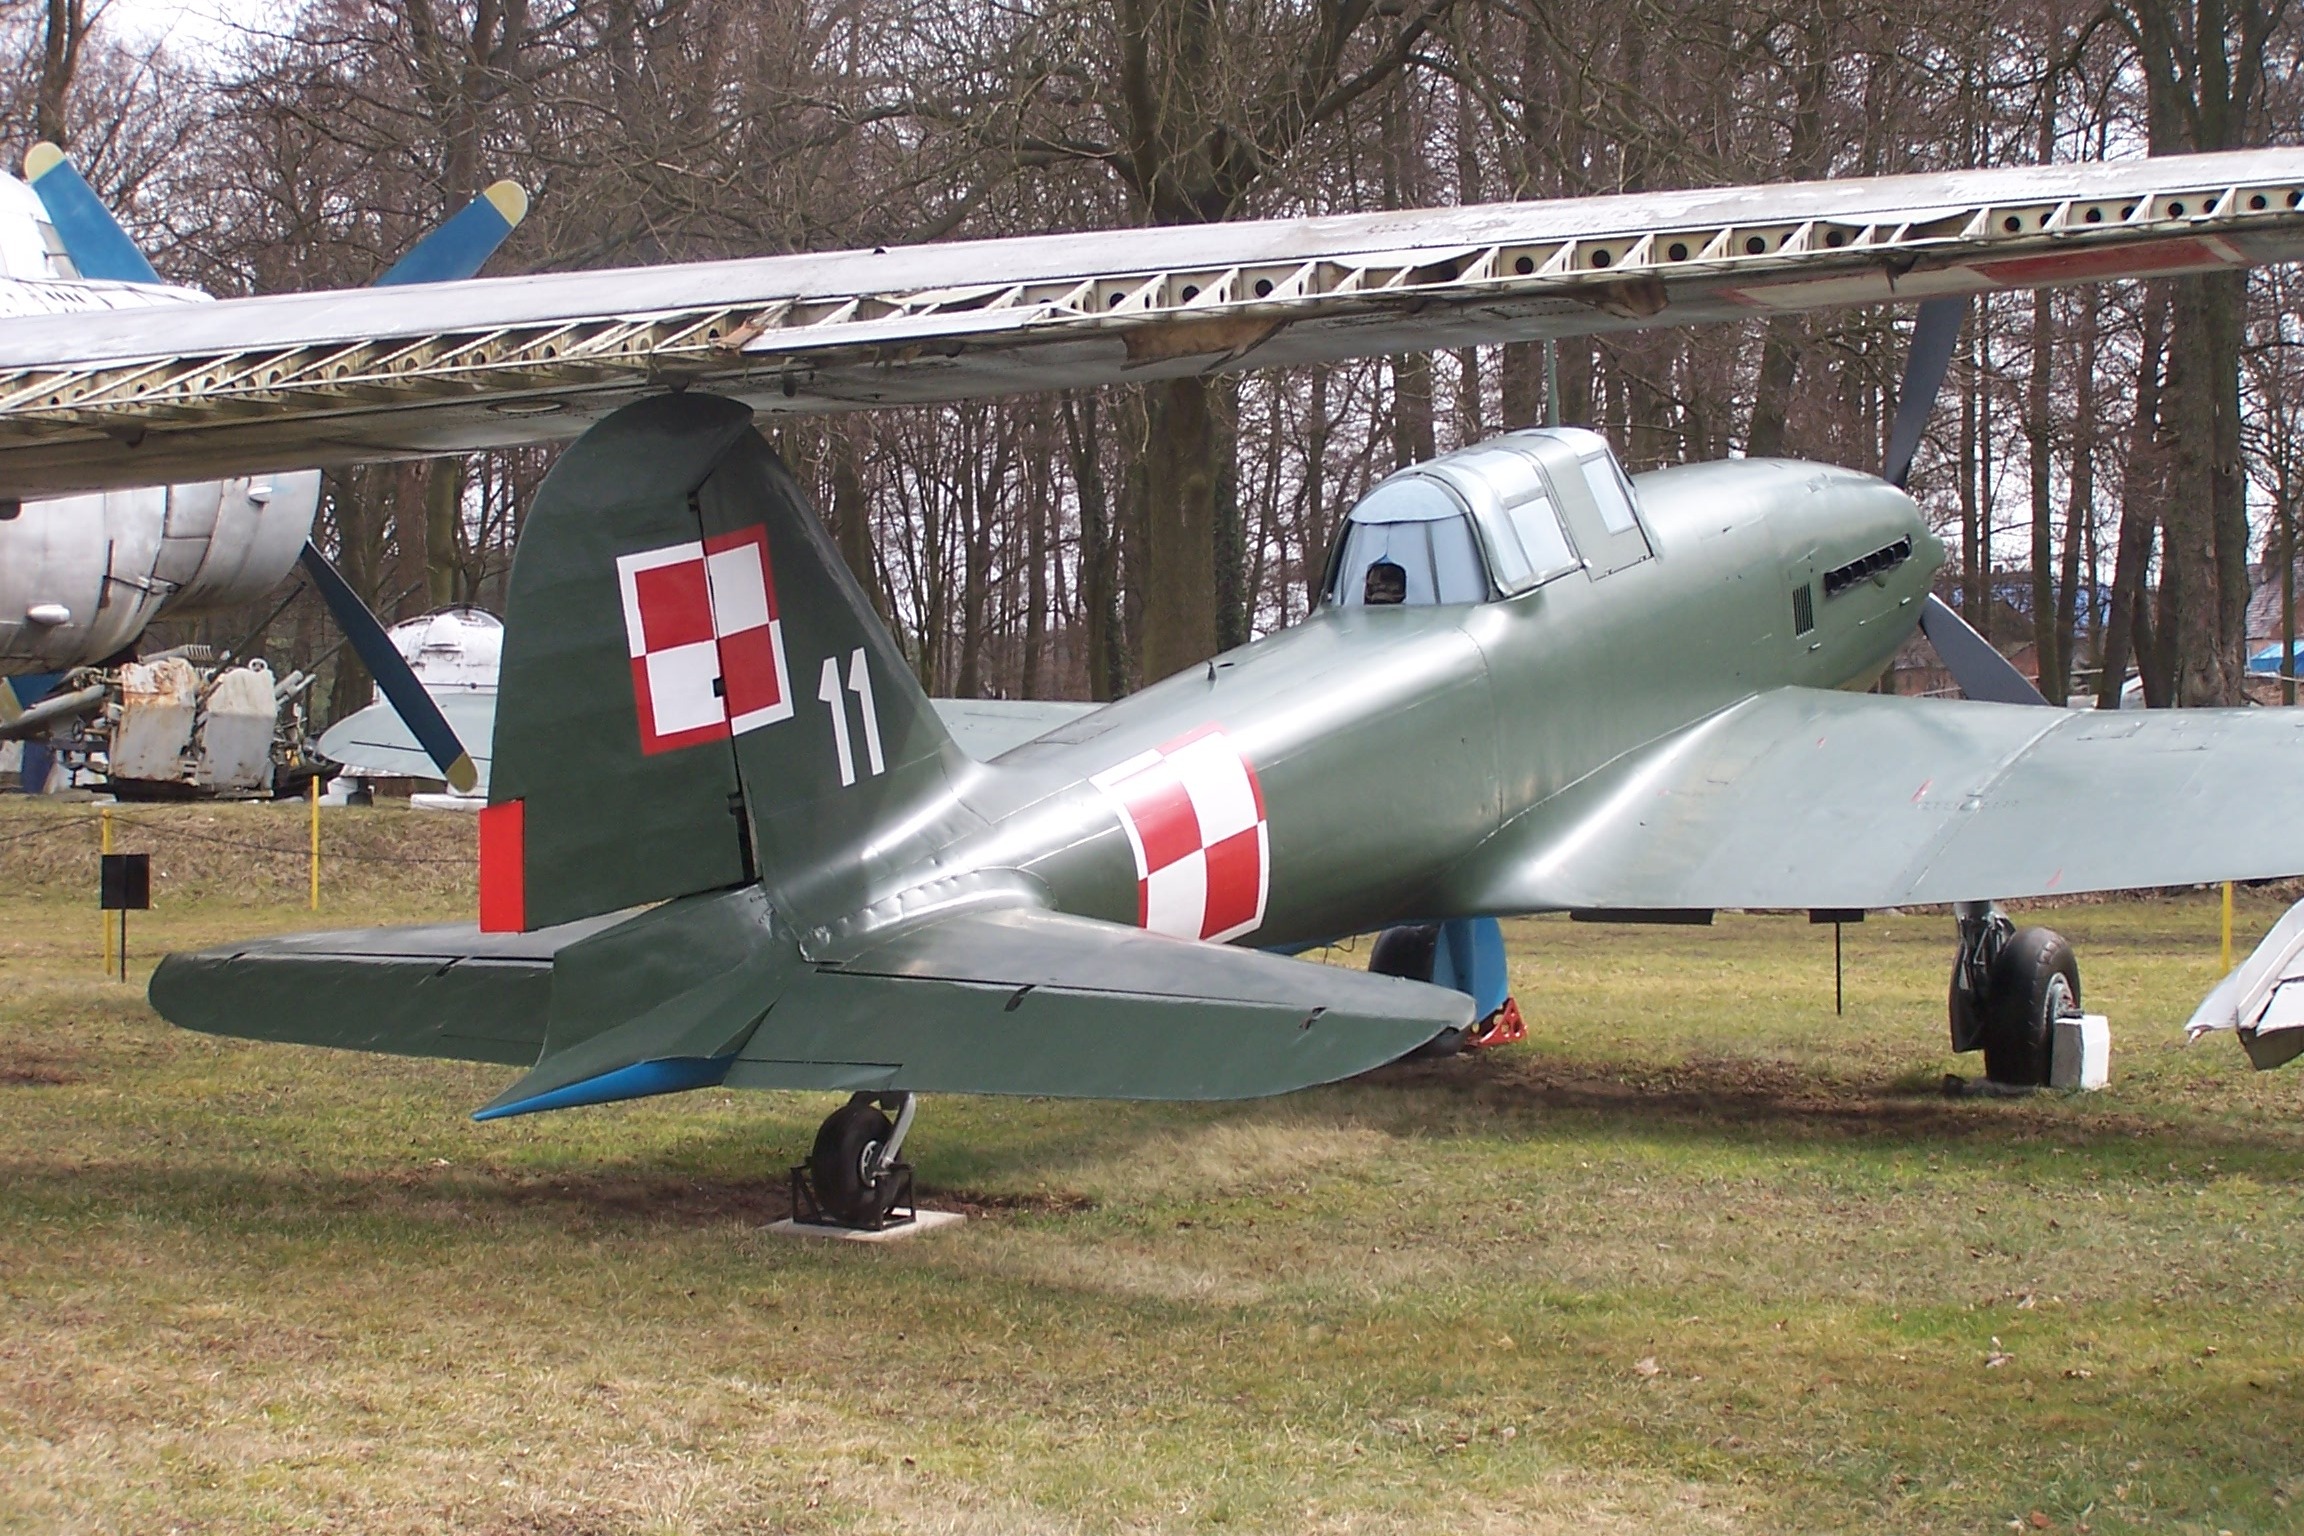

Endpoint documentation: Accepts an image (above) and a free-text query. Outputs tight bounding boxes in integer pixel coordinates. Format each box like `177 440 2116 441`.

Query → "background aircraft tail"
487 393 975 933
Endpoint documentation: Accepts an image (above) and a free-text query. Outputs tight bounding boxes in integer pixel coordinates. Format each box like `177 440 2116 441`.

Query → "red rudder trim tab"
478 799 526 932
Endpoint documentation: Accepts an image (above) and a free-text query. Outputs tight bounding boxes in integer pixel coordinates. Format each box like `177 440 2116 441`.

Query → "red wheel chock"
1465 996 1526 1050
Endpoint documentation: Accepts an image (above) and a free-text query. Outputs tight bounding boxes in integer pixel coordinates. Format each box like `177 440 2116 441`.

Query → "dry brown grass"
5 800 2304 1533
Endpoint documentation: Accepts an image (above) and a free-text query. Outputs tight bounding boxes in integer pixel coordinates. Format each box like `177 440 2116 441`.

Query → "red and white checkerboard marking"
615 525 794 755
1091 726 1269 943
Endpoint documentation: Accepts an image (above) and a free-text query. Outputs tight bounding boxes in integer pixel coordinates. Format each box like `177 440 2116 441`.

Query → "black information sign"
100 853 151 911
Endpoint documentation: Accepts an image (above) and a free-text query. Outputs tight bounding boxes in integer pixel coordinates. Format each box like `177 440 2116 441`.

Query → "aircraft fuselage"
892 457 1940 953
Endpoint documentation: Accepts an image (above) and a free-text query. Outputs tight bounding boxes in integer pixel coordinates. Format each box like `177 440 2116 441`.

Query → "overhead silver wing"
7 151 2304 494
1451 688 2304 913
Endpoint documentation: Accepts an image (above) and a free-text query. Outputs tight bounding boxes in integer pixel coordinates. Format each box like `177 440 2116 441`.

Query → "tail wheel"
808 1096 901 1227
1981 926 2080 1087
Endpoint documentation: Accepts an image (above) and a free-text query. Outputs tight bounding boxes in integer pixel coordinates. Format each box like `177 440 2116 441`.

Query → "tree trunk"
1212 378 1250 651
2026 289 2057 699
2098 285 2169 708
828 431 884 624
1304 369 1332 609
1064 394 1124 702
2055 290 2097 700
37 0 85 147
423 458 464 609
1142 377 1220 681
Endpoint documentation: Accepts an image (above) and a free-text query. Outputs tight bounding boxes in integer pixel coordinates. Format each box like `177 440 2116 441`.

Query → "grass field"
6 798 2304 1533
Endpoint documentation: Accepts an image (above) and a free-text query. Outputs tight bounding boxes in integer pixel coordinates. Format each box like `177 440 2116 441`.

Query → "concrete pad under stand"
765 1210 966 1243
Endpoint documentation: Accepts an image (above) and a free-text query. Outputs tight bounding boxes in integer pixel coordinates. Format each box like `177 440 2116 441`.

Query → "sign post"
309 773 321 910
99 851 150 982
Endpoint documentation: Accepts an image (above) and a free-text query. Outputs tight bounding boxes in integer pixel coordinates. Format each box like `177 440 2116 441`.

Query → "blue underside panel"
1430 917 1509 1018
471 1054 732 1121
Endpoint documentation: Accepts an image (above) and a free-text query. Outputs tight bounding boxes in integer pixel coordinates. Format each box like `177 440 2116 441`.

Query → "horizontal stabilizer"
153 894 1471 1113
150 915 626 1066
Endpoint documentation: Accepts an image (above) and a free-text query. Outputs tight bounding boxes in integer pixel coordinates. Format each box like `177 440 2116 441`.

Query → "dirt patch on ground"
926 1187 1097 1217
0 1047 82 1087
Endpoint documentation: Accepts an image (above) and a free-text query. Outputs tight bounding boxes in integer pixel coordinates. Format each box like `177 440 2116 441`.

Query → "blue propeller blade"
23 143 161 285
297 543 480 792
373 181 529 286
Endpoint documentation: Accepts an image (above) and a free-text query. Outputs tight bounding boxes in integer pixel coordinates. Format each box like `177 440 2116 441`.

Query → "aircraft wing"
1450 687 2304 913
316 692 500 789
9 150 2304 494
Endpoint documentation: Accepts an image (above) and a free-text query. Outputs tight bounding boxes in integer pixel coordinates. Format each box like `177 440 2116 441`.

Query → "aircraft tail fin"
487 394 971 932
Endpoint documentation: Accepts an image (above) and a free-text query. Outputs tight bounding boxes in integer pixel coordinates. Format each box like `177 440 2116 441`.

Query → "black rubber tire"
1368 924 1463 1059
1369 923 1439 981
1980 926 2080 1087
808 1098 899 1227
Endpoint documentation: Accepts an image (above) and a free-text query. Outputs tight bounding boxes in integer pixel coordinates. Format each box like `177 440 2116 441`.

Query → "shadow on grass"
1336 1045 2304 1168
9 1045 2302 1239
0 1150 1099 1239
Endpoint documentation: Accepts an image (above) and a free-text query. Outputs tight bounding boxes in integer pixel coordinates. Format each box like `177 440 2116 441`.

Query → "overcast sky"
95 0 296 61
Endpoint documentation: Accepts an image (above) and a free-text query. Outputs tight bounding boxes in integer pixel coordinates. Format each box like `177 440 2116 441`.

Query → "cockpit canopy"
1325 427 1650 608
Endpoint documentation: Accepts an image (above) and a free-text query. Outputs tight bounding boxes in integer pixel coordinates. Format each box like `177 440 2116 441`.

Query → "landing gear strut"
798 1091 917 1229
1950 903 2081 1087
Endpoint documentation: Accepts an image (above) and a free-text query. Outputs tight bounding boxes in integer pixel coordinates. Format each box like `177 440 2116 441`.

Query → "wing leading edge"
1450 688 2304 913
10 151 2304 494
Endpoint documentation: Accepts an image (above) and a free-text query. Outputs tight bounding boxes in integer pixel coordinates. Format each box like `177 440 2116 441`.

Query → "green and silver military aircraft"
12 152 2304 1225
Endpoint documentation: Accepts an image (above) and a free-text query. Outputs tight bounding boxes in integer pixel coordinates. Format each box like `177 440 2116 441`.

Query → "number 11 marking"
818 647 885 787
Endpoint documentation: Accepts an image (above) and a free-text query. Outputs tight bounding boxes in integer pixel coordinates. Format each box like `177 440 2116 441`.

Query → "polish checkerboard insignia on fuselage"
1092 726 1270 942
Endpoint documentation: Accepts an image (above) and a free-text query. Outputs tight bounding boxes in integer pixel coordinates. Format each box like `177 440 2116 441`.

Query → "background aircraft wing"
316 691 500 789
9 150 2304 494
1451 687 2304 913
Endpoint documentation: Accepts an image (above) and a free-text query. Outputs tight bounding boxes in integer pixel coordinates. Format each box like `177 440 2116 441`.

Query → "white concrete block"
2051 1014 2110 1091
765 1209 966 1243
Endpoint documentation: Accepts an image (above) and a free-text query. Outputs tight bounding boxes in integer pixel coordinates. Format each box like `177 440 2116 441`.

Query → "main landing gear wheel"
1370 923 1465 1059
808 1093 906 1227
1979 927 2081 1088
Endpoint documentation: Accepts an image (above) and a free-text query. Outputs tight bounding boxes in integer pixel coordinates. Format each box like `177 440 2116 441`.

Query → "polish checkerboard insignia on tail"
1093 727 1270 942
616 524 794 754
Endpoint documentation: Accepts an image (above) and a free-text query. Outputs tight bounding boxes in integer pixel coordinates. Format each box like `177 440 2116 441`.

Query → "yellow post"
2223 880 2236 974
99 805 114 976
308 782 322 911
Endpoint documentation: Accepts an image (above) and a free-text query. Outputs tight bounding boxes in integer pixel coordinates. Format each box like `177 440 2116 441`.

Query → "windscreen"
1329 478 1490 606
